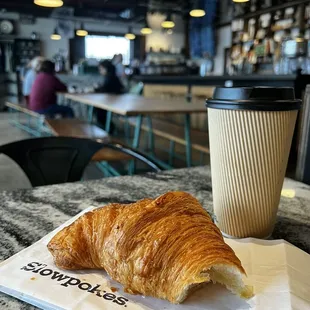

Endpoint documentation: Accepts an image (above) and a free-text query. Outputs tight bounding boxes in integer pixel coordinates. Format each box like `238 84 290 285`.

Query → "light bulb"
51 34 61 40
125 33 136 40
190 9 206 17
162 13 175 29
141 27 152 35
161 20 175 28
34 0 63 7
76 29 88 36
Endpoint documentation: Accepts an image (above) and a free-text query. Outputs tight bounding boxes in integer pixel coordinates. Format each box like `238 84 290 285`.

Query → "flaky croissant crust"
48 191 250 303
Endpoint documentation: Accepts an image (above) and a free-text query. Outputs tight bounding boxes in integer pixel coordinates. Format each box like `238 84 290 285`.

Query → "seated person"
112 54 126 79
96 60 125 94
23 56 44 105
29 60 74 118
95 60 125 126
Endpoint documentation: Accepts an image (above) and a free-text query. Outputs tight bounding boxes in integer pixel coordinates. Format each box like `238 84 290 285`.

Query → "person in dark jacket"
95 60 125 127
96 60 125 94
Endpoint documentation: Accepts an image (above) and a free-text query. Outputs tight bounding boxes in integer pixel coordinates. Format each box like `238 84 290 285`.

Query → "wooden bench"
6 101 42 118
118 117 209 165
5 101 47 136
45 119 131 162
147 118 209 153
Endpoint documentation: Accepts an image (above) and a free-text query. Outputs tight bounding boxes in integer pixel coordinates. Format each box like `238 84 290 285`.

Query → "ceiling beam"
0 0 189 20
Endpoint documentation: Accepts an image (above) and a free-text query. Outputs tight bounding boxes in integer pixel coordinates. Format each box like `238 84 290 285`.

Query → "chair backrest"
106 143 162 173
0 137 104 187
0 137 162 187
129 82 144 95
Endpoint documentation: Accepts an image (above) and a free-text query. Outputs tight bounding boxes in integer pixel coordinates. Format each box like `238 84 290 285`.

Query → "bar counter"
135 74 310 98
1 166 310 309
136 74 297 86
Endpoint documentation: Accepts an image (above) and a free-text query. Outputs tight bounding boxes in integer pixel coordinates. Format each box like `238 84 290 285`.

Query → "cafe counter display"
0 166 310 309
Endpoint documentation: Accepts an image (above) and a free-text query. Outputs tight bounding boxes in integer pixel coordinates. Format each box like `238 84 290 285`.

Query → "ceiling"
0 0 191 23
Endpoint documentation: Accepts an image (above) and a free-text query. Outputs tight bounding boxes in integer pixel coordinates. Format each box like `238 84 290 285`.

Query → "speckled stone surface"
0 166 310 309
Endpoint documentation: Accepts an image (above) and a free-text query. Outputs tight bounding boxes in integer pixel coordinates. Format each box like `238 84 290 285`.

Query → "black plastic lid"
206 87 301 111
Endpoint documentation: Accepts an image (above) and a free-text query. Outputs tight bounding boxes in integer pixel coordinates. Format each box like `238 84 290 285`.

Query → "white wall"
1 11 185 62
18 18 69 60
213 25 231 75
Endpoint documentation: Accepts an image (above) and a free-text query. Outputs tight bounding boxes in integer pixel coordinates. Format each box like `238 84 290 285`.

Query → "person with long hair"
96 59 125 93
29 60 74 118
95 60 125 126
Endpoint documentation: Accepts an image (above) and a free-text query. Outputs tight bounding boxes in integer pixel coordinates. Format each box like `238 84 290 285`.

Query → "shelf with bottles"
13 38 41 71
229 2 310 74
232 6 302 43
231 0 308 21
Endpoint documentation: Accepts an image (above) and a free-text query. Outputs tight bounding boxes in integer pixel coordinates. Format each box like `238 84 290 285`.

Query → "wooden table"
64 93 207 167
64 93 206 116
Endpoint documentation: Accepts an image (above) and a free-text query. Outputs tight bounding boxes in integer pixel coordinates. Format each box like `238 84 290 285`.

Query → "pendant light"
233 0 249 2
141 19 152 35
34 0 63 7
51 27 61 40
190 0 206 17
125 27 136 40
76 23 88 37
161 13 175 29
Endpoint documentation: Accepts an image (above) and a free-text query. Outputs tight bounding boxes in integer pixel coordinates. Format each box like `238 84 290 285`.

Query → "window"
85 35 131 65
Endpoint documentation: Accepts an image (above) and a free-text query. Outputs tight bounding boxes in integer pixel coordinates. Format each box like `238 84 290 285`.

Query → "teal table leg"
96 162 121 177
8 107 13 122
95 162 110 177
17 111 20 125
105 111 113 133
129 115 143 174
87 105 94 123
184 114 192 167
113 115 119 136
124 117 131 143
146 116 155 155
144 129 148 151
105 163 121 177
132 115 143 148
169 141 175 166
37 117 45 137
80 102 84 120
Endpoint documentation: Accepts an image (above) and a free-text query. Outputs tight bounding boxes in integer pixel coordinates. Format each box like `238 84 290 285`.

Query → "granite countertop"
0 166 310 309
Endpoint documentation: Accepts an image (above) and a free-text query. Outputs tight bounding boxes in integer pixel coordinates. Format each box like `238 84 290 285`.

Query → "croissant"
48 191 253 304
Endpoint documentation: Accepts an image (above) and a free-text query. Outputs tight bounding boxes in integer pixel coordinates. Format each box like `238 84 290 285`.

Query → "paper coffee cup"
206 87 301 238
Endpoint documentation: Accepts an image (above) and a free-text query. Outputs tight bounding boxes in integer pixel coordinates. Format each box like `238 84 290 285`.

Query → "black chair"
0 137 162 187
